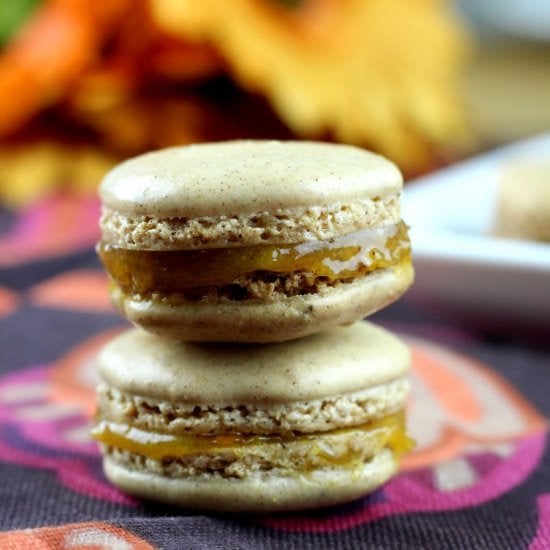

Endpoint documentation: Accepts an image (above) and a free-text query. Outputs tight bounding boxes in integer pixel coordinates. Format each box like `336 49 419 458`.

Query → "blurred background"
0 0 548 208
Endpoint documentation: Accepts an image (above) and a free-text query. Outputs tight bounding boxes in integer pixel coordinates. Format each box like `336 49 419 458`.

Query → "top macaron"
98 140 413 342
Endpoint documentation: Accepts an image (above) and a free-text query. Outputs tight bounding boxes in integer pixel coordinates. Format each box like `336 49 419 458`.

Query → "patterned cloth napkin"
0 194 548 549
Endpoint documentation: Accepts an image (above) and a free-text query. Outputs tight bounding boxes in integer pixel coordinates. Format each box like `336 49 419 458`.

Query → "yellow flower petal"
151 0 471 172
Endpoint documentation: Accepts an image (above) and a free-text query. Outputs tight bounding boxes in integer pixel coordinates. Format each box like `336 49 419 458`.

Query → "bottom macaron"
92 322 413 512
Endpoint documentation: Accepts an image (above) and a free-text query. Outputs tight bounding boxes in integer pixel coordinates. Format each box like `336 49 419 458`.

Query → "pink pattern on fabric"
0 365 136 506
0 193 100 267
0 366 96 455
0 438 135 506
530 494 550 550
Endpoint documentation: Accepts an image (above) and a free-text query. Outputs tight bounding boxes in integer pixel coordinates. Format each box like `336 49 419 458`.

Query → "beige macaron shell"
111 260 413 343
103 449 397 512
97 377 409 436
496 160 550 242
97 322 410 405
99 141 403 218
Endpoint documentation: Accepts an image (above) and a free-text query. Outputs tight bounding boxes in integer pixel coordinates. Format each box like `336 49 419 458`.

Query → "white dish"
459 0 550 42
402 133 550 325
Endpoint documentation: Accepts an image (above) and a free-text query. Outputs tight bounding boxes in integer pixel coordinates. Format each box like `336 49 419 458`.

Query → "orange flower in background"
0 0 222 137
0 0 228 206
0 0 471 207
0 0 133 135
152 0 472 173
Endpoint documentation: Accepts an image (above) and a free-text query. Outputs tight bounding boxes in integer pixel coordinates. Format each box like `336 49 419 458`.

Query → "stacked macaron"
93 140 414 511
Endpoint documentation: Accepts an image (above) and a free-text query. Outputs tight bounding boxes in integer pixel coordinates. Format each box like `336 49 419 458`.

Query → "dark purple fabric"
0 196 548 549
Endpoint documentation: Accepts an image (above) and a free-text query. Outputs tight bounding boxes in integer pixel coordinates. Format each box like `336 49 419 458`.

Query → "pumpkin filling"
93 411 413 469
98 221 410 300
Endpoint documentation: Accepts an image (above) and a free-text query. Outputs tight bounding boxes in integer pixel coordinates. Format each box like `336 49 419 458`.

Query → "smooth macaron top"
99 141 403 218
98 323 410 405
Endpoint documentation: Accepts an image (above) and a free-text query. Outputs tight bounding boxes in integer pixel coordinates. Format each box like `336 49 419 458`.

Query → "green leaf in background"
0 0 41 47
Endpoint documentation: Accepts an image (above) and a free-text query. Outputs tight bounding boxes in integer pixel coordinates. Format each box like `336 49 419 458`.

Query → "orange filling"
97 222 410 296
92 411 414 464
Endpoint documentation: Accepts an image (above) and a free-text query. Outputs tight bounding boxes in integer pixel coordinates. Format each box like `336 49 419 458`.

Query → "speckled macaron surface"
100 140 402 228
97 140 413 342
93 322 413 512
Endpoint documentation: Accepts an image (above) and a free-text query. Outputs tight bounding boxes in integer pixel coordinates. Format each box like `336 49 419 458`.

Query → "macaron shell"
99 195 400 250
110 260 413 344
100 141 403 217
97 378 409 436
98 320 410 405
103 449 397 512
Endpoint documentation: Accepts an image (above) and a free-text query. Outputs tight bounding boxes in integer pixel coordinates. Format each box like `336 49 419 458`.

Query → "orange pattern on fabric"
0 521 153 549
0 286 18 318
49 328 123 418
410 346 482 422
401 336 547 471
28 270 111 312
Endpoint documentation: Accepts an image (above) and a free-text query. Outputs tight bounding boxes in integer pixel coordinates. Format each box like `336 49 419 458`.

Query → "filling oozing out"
97 221 410 298
92 411 414 467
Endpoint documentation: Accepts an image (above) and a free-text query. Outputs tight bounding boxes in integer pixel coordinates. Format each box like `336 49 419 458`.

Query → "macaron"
92 322 413 512
98 140 413 342
495 160 550 242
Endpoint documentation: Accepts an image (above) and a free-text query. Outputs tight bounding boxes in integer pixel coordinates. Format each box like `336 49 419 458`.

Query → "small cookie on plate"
97 140 413 342
496 160 550 242
92 322 413 512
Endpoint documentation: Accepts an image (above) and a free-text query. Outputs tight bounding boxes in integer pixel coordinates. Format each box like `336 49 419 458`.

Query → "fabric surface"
0 193 548 550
